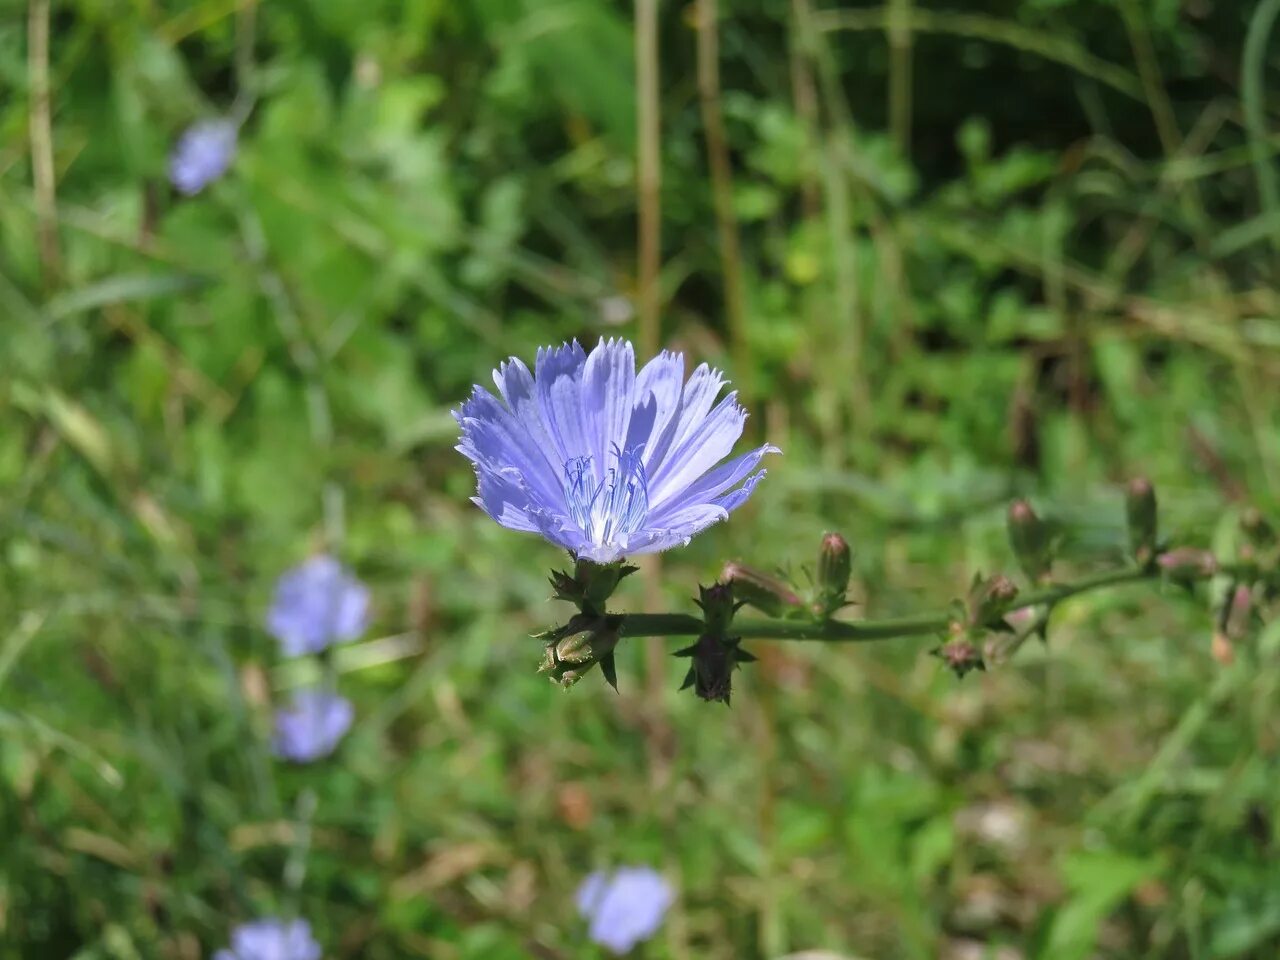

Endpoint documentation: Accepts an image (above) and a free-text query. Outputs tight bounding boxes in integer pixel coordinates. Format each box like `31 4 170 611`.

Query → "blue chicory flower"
214 918 321 960
267 555 370 657
169 118 237 195
272 689 355 763
455 339 778 563
576 866 673 955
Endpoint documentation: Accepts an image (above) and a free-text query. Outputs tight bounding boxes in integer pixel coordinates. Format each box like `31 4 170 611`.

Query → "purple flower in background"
576 867 673 955
456 339 778 563
214 918 321 960
169 119 237 195
273 689 354 763
267 555 369 657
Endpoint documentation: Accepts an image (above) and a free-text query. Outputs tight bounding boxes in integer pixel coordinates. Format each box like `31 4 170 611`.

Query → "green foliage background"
3 0 1280 957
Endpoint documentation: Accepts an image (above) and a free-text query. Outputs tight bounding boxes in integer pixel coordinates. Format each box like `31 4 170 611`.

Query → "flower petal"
266 556 369 657
646 392 747 508
473 467 539 532
582 338 636 478
456 385 564 510
577 867 672 956
526 502 589 555
492 356 565 478
626 350 684 463
647 443 778 523
713 466 769 513
535 340 591 467
273 690 354 762
625 503 730 556
643 362 726 475
332 580 370 642
576 872 608 914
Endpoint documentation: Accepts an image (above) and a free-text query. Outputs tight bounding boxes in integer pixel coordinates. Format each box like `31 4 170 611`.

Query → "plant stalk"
618 564 1193 644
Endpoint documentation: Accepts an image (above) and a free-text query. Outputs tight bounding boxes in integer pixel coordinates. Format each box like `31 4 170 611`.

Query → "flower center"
563 446 649 549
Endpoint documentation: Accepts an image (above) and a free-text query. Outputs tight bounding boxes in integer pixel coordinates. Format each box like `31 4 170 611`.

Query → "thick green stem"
617 564 1205 645
620 610 949 642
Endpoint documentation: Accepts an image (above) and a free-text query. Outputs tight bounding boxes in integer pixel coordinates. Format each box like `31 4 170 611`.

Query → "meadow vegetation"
3 0 1280 957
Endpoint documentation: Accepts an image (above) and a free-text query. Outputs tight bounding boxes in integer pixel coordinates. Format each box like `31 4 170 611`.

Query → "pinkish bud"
934 638 985 678
720 562 803 617
1007 500 1051 583
966 574 1019 627
1156 548 1217 581
1003 605 1038 632
1225 584 1253 640
814 532 853 618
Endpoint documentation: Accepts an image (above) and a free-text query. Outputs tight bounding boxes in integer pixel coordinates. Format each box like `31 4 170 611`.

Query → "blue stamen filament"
563 446 649 550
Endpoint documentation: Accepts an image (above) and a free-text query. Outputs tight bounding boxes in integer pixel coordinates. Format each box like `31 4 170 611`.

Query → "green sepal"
598 652 619 692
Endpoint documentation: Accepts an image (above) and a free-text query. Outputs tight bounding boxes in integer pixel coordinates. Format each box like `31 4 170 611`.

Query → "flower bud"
965 574 1019 627
1003 605 1038 633
552 629 596 665
815 532 852 616
720 562 803 618
677 582 754 703
1126 477 1158 566
695 582 738 635
1156 547 1217 581
538 615 622 689
1007 500 1051 584
933 637 985 678
674 630 755 704
1225 584 1253 640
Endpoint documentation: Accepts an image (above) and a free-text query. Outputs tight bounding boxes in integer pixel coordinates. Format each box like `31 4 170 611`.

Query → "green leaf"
1039 851 1163 960
45 273 215 320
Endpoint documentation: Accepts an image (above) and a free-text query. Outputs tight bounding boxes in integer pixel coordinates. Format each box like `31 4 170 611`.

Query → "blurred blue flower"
273 689 354 763
214 918 321 960
267 555 370 657
576 866 673 955
169 119 237 195
456 339 778 563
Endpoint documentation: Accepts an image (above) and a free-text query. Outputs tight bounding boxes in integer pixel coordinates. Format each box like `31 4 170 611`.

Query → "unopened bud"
1003 605 1038 633
538 615 621 688
551 629 595 664
1157 547 1217 581
965 574 1019 627
1126 477 1158 566
675 630 755 705
695 582 737 634
720 562 802 617
933 638 985 678
1007 500 1051 584
1225 584 1253 640
819 535 849 601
